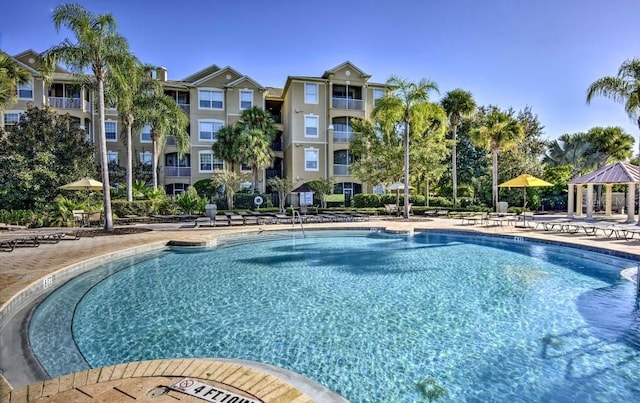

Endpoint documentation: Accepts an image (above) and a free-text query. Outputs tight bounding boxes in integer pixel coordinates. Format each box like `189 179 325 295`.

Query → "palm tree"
586 126 634 168
0 50 30 112
587 59 640 162
42 3 133 231
137 91 189 190
107 61 156 201
470 109 524 211
375 76 439 218
212 125 243 171
441 89 476 208
236 107 276 192
543 132 596 178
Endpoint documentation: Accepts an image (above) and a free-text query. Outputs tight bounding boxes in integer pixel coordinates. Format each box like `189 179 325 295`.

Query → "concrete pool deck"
1 215 639 402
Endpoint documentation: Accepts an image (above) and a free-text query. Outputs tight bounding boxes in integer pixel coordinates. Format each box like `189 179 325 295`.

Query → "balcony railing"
165 166 191 177
49 97 82 109
165 136 176 146
266 168 281 179
271 140 283 151
333 131 355 143
332 97 364 110
178 104 190 114
333 164 350 175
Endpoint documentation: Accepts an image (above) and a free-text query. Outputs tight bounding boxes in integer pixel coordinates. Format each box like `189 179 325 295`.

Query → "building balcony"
165 166 191 177
48 97 87 110
332 97 364 110
266 168 281 180
178 104 190 114
333 164 350 176
165 136 176 146
271 140 283 151
333 130 356 143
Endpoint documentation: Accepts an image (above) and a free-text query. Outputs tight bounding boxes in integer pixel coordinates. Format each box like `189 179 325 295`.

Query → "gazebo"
567 162 640 223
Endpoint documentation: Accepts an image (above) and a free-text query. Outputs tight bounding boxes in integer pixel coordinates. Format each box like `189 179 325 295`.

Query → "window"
199 152 213 172
304 148 319 171
199 89 224 109
373 89 385 106
199 151 223 172
139 151 152 165
18 79 33 99
140 125 152 142
241 163 251 171
3 111 22 129
304 83 318 104
105 121 117 141
304 115 318 137
107 151 118 164
239 90 253 109
199 120 223 141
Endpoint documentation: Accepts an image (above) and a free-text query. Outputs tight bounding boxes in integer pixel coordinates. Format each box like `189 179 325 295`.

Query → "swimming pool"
29 230 640 401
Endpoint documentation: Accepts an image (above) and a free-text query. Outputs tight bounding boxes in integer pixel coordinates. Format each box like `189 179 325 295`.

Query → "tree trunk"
125 114 133 202
96 78 114 231
452 124 458 208
151 130 158 190
403 118 410 219
492 149 499 212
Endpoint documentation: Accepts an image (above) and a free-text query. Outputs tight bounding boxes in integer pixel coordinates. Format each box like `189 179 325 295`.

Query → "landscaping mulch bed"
79 227 152 237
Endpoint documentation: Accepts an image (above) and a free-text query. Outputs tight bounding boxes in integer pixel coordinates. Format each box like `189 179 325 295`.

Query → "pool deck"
1 214 639 402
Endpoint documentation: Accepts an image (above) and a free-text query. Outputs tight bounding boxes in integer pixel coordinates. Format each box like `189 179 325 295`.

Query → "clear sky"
1 0 639 142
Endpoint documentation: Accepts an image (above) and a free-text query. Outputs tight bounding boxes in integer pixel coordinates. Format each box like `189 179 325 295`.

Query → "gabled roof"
182 64 220 83
322 61 371 80
11 50 42 75
225 75 264 90
569 162 640 184
281 76 328 96
190 66 242 86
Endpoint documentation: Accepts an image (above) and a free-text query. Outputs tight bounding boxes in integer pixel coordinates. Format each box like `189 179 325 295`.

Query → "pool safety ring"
254 196 263 206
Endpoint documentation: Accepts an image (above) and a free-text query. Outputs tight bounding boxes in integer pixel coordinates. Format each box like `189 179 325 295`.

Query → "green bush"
111 200 153 217
409 194 426 206
193 179 218 200
353 193 381 208
425 197 453 207
234 193 273 210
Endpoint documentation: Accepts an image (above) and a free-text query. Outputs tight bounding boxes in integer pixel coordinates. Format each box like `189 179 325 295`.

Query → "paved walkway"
1 215 639 402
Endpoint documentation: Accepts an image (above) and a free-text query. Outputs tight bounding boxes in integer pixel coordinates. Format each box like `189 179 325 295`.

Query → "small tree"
211 169 248 211
0 106 96 210
307 178 334 208
267 176 293 212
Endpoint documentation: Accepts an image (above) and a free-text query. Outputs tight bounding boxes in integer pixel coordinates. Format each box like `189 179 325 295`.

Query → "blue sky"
1 0 639 142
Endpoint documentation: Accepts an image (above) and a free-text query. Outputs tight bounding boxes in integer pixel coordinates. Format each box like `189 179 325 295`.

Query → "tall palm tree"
212 125 243 171
0 50 30 112
441 89 476 207
237 107 276 192
587 59 640 161
137 91 189 190
375 76 439 218
107 62 159 201
470 109 524 211
42 3 133 231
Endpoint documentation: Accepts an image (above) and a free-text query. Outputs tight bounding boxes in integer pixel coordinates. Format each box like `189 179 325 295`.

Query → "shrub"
353 193 381 208
426 197 453 207
111 200 153 217
233 193 274 210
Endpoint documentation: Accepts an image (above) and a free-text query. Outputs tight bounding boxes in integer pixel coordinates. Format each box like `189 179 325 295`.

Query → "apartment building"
2 51 386 199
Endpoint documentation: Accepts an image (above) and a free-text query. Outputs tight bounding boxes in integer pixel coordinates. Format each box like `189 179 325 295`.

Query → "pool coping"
1 219 639 401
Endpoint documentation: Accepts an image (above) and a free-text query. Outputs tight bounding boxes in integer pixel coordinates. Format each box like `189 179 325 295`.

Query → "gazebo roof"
568 162 640 185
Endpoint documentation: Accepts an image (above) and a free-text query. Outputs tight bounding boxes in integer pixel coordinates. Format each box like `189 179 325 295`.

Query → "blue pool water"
30 231 640 402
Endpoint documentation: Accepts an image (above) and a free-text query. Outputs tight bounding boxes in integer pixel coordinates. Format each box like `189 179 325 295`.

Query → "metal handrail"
291 210 306 237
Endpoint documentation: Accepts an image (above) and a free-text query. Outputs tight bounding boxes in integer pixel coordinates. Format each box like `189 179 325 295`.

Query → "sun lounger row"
194 211 370 227
0 229 81 252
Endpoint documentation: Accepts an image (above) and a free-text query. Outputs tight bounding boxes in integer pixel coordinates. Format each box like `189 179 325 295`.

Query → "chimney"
156 66 167 81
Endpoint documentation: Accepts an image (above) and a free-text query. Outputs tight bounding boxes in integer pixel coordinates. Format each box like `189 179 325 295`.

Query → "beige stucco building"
2 51 386 201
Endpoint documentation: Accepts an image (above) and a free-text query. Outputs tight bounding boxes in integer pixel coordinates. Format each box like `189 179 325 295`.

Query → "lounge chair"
224 213 246 226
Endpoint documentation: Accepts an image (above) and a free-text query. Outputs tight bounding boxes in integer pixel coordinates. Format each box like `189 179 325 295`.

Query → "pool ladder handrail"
291 210 306 237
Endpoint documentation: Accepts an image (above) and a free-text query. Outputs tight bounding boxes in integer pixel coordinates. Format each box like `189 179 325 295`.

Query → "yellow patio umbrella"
59 177 109 191
499 174 553 225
